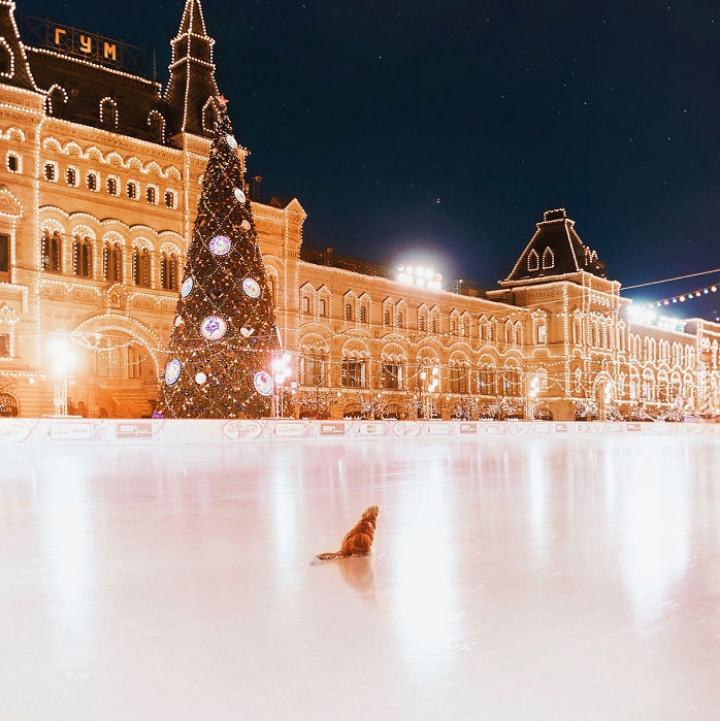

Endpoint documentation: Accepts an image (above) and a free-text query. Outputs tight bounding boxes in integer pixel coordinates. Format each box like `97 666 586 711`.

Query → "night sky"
17 0 720 318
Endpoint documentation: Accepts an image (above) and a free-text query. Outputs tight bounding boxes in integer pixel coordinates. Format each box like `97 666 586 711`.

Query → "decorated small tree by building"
157 96 278 418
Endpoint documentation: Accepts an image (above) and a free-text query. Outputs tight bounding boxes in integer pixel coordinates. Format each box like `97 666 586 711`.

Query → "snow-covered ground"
2 432 719 720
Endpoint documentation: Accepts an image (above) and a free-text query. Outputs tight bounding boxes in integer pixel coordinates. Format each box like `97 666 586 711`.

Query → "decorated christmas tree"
157 96 278 418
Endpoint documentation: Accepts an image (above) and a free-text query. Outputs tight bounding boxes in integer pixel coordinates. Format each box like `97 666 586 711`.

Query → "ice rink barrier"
2 418 720 446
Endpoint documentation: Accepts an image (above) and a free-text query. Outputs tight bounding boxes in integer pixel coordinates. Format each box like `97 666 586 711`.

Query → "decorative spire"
164 0 219 137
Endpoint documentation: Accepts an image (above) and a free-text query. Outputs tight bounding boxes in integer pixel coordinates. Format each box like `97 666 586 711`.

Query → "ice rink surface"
2 431 720 720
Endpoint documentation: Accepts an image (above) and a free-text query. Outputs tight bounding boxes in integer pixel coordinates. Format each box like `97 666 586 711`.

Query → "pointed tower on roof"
164 0 219 138
0 0 37 91
500 208 606 287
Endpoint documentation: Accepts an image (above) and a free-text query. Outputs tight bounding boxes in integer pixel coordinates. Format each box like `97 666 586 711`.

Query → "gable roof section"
501 208 606 286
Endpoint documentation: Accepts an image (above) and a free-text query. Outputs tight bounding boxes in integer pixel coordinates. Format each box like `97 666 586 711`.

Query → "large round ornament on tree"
226 134 238 149
242 277 261 298
233 187 246 204
200 316 228 341
254 370 273 396
164 359 182 386
181 277 194 298
209 235 232 256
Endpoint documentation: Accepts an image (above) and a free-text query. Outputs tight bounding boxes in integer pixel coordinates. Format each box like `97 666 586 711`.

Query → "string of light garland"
645 282 720 308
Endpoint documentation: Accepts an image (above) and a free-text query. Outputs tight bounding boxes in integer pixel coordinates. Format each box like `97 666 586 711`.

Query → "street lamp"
49 333 76 417
272 352 292 417
527 373 539 420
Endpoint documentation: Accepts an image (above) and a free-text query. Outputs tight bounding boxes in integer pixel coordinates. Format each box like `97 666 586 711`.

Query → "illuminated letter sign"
53 28 66 46
103 42 117 61
79 34 92 54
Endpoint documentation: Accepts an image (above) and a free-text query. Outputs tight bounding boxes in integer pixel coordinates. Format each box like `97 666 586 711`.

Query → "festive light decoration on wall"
156 97 279 418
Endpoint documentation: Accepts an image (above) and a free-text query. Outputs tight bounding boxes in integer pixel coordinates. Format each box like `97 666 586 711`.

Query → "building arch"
74 313 164 377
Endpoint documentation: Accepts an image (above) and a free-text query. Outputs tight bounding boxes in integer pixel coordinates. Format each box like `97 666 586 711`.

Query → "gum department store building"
1 0 719 422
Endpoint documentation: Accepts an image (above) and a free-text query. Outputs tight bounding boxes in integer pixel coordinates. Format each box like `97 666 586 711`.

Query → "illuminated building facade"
1 0 719 421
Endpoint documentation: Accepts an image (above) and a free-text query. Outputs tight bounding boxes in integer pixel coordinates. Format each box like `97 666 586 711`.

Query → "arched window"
0 42 11 77
397 312 403 328
126 181 138 200
86 172 98 191
41 230 62 272
359 306 367 323
384 310 390 326
47 86 67 117
0 392 19 417
301 296 310 314
160 252 178 290
107 177 118 196
147 111 165 144
72 235 93 278
6 152 20 173
542 247 555 269
164 190 176 209
345 302 353 321
202 100 218 133
527 249 539 271
65 167 77 186
100 98 118 128
132 247 151 287
146 186 157 204
418 314 424 332
44 163 56 181
103 242 123 282
478 365 496 395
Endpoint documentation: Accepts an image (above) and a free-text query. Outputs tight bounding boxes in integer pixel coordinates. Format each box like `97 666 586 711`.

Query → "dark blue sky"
18 0 720 317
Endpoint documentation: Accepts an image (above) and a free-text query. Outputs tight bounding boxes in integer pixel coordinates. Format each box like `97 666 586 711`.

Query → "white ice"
2 432 720 720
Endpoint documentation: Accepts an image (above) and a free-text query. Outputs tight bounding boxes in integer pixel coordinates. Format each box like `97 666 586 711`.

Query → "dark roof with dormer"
0 0 37 91
26 46 164 142
501 208 606 286
163 0 219 138
0 0 221 145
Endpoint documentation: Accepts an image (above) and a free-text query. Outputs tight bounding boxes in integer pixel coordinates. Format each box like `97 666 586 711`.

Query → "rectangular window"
0 333 9 357
302 296 310 314
449 366 469 394
301 356 324 386
0 234 8 275
381 362 403 390
537 325 547 344
319 298 326 316
341 359 366 388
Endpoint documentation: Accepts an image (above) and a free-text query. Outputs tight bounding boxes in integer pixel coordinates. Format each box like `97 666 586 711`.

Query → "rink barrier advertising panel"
2 418 720 446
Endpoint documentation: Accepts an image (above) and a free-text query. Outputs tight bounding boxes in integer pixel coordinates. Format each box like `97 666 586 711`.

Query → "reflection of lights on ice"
392 459 457 672
620 451 689 625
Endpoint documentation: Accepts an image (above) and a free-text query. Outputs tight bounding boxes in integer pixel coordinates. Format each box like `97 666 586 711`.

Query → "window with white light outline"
6 152 20 173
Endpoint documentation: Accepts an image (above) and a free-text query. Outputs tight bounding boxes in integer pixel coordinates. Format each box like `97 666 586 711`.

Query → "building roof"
26 47 165 142
501 208 606 286
300 246 390 278
1 0 220 145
